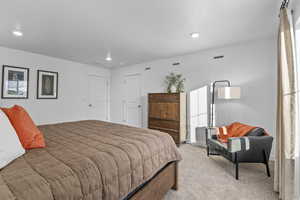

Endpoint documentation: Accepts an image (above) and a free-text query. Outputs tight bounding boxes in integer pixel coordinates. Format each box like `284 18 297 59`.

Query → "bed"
0 120 181 200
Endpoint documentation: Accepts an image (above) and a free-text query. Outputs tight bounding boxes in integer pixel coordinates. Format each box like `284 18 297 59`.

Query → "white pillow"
0 110 25 169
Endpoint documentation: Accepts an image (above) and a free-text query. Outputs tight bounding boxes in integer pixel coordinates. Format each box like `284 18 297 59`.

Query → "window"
189 86 208 143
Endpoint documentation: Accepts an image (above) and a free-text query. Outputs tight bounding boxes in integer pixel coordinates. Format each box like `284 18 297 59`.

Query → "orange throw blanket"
217 122 256 143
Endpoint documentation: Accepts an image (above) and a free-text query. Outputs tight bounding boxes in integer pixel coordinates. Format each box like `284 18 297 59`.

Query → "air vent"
172 62 180 66
213 55 224 60
145 67 151 71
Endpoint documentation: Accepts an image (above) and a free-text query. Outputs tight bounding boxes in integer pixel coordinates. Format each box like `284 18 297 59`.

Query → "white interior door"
88 75 108 121
123 74 142 127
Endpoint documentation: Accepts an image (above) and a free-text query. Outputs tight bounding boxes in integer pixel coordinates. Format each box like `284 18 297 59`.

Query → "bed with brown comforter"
0 120 181 200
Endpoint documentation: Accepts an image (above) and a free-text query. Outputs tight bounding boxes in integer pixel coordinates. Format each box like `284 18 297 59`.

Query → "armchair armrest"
247 136 273 146
247 136 273 159
205 127 218 140
228 137 250 153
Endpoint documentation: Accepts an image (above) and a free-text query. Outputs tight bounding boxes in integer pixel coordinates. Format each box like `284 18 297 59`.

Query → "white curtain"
274 7 300 200
294 4 300 199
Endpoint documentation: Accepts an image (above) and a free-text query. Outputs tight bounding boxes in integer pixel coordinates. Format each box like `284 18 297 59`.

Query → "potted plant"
165 72 186 93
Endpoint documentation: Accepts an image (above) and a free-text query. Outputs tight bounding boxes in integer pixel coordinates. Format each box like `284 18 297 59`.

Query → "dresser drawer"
148 103 179 121
149 93 180 103
149 119 179 131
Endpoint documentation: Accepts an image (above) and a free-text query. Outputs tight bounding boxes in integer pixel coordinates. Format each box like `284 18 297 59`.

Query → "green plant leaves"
164 72 185 93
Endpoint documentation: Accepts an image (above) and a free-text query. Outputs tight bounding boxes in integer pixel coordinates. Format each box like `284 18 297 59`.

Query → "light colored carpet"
165 144 279 200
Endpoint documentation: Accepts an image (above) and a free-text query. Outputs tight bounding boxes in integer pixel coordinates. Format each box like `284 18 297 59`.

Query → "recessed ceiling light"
105 56 112 61
190 32 199 39
105 53 112 61
12 30 23 37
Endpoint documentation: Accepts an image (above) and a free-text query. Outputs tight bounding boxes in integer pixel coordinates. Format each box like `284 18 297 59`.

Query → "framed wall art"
1 65 29 99
37 70 58 99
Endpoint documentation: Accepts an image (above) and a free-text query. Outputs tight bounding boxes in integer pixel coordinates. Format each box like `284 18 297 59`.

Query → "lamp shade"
217 87 241 99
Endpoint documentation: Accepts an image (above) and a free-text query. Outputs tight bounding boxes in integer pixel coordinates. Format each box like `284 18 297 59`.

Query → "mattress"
0 120 181 200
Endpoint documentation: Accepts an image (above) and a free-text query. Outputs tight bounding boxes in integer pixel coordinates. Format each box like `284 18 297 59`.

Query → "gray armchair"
206 127 273 180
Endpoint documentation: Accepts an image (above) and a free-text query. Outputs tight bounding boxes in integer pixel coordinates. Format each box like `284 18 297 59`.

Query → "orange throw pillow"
1 105 46 149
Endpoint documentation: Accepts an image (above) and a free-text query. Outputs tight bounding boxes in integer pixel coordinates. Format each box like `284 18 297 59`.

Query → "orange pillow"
1 105 46 149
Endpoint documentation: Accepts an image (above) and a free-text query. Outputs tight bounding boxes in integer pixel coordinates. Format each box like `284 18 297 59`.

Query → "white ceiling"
0 0 281 68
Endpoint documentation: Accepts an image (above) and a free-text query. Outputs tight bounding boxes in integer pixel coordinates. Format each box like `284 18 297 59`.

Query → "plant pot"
170 85 177 93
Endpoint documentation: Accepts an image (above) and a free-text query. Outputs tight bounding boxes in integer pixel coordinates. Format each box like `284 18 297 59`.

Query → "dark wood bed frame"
126 161 178 200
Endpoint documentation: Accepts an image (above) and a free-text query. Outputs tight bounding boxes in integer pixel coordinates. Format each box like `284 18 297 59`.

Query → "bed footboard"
129 161 178 200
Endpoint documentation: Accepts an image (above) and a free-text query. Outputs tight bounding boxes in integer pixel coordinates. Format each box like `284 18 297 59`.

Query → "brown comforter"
0 120 181 200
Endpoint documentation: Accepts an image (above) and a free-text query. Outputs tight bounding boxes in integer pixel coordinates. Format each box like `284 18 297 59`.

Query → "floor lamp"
210 80 241 127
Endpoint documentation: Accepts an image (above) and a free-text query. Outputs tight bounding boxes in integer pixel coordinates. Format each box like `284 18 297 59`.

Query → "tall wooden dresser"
148 93 186 146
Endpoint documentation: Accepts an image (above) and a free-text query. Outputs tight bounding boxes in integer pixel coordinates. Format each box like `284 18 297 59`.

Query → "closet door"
123 74 142 127
88 75 109 121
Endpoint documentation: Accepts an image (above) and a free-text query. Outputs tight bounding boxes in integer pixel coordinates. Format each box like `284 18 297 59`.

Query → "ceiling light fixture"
106 56 112 61
190 32 199 39
105 53 112 61
12 30 23 37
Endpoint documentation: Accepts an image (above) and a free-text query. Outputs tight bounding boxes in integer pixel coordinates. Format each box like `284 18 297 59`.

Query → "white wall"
0 46 110 125
111 38 277 142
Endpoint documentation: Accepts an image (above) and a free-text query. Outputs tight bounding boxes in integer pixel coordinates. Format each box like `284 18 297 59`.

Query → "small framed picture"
37 70 58 99
1 65 29 99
